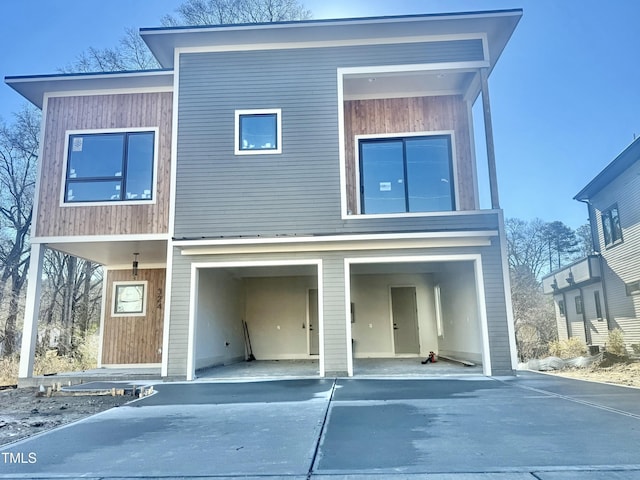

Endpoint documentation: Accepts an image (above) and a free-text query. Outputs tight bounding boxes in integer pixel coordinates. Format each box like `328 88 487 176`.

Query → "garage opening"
190 262 322 379
347 258 488 376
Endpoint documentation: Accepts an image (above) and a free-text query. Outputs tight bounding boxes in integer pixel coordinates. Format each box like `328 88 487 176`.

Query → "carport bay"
165 244 514 380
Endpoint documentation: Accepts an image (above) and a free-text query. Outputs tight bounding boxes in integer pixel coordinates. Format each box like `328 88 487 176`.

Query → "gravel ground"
0 386 132 446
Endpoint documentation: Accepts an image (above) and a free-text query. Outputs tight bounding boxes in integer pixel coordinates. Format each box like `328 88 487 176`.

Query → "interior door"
391 287 420 354
308 289 319 355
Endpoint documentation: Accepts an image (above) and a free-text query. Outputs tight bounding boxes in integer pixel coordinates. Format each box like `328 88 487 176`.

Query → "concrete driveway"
1 372 640 479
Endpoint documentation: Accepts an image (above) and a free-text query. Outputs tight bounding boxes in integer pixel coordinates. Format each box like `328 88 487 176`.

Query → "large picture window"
358 135 454 214
602 204 622 247
65 131 155 203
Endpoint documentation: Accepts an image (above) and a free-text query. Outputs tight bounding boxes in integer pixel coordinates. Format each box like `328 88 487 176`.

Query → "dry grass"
551 359 640 388
0 336 99 387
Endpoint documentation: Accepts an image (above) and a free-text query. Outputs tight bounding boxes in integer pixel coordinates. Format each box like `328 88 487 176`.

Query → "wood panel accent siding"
36 92 172 237
344 96 475 214
101 268 165 365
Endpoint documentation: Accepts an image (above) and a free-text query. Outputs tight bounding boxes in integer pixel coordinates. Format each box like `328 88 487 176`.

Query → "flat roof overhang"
140 9 522 69
4 69 174 109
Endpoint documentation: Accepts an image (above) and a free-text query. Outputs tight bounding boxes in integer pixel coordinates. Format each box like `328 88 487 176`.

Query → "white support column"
18 243 45 379
480 67 500 209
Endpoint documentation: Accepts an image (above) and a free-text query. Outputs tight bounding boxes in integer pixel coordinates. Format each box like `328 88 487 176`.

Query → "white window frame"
112 280 148 317
234 108 282 155
60 127 159 207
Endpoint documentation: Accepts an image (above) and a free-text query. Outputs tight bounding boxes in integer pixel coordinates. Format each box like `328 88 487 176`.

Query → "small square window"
235 109 281 155
112 282 147 317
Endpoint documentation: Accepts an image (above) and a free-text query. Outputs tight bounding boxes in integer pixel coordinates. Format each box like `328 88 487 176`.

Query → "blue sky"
2 0 639 229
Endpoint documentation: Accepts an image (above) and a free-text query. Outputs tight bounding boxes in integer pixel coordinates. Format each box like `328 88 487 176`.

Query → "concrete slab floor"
195 357 478 380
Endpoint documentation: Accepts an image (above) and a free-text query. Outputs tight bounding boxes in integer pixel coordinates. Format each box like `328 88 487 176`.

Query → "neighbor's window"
558 299 566 317
65 131 154 203
235 109 281 155
575 296 583 315
601 204 622 247
113 282 147 316
626 280 640 296
594 291 603 319
358 135 454 214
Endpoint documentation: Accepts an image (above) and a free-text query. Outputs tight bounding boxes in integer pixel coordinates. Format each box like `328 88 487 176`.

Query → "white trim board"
175 230 498 248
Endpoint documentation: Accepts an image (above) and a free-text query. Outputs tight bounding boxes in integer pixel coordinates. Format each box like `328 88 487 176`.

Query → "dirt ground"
550 361 640 388
0 386 132 446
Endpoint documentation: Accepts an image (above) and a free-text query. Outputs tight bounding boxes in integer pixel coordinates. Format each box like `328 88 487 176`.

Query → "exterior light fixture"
566 271 574 285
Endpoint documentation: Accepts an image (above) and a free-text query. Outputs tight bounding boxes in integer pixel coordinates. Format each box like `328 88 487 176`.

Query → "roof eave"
140 9 523 69
4 69 174 109
574 136 640 201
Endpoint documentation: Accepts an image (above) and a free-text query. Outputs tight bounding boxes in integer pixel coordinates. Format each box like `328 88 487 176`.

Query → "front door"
308 289 319 355
391 286 420 354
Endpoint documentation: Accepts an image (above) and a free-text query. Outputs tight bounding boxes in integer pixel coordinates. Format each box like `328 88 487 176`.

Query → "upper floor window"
235 109 281 155
602 204 623 247
65 131 155 203
358 135 454 214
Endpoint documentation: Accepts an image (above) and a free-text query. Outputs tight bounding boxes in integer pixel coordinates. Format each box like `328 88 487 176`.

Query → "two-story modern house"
542 137 640 352
7 9 522 381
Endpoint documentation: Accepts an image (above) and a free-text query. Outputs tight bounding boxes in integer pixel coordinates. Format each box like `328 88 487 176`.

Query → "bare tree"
62 0 311 73
60 28 160 73
161 0 311 26
505 217 549 280
0 106 39 355
575 223 594 257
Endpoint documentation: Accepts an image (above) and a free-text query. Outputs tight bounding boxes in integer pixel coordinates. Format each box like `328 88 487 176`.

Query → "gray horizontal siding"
591 159 640 347
175 39 484 239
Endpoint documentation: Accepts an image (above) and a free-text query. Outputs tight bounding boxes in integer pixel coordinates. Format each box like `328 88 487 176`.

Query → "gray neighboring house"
7 9 522 381
542 137 640 352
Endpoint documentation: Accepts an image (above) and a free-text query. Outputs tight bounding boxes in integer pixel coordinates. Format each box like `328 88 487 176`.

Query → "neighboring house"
7 9 522 381
542 137 640 352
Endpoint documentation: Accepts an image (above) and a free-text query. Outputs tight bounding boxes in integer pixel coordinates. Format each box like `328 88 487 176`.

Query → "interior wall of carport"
350 274 438 357
194 268 245 370
434 262 482 363
243 276 318 360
